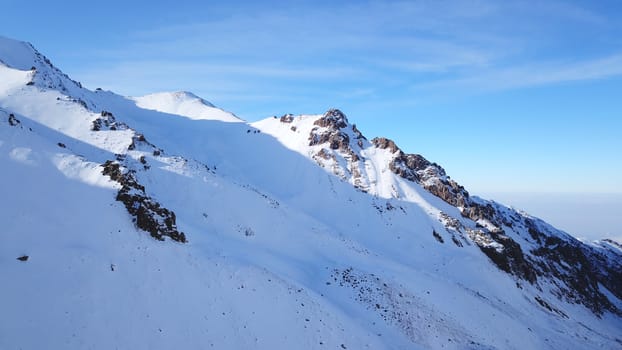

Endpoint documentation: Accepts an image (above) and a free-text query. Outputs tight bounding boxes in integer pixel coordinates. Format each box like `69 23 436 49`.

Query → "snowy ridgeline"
1 35 621 349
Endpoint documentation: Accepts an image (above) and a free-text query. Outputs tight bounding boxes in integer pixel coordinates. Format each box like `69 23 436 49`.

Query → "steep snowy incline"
0 94 397 350
132 91 242 122
1 36 621 349
253 111 463 216
254 110 622 320
0 35 42 70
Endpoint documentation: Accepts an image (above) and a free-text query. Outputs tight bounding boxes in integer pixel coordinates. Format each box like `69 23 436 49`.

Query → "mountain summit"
1 36 621 349
132 91 242 123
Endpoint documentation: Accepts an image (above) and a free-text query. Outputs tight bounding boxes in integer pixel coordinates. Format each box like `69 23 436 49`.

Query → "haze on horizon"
1 0 620 240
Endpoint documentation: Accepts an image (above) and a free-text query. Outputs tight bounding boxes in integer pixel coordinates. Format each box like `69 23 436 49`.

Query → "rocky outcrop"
309 109 362 162
309 127 351 151
372 137 469 208
102 160 186 243
463 201 621 316
8 113 20 126
479 229 538 283
372 137 400 154
373 135 622 316
526 220 621 316
279 114 294 123
313 108 348 129
91 111 129 131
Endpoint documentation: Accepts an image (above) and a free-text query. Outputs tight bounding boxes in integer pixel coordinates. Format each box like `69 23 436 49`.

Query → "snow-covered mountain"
1 36 621 349
132 91 242 123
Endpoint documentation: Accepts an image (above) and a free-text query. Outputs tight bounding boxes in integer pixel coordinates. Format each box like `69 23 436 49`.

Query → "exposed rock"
280 114 294 123
422 179 469 208
467 203 621 316
308 109 362 165
462 202 497 224
372 137 400 154
101 160 187 243
309 128 350 150
373 134 622 316
8 113 20 126
479 229 537 283
91 111 128 131
529 225 621 316
314 148 333 161
127 133 155 151
314 109 348 129
432 230 444 243
373 137 470 208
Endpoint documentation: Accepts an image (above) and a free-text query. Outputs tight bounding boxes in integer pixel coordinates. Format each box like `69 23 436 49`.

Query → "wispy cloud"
68 0 622 107
412 52 622 91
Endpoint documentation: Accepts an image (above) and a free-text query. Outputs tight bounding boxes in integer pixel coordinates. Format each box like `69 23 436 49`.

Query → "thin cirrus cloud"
86 1 507 64
411 52 622 92
67 0 622 106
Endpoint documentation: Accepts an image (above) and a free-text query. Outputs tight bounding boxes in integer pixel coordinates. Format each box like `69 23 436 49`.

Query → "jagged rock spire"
315 108 349 129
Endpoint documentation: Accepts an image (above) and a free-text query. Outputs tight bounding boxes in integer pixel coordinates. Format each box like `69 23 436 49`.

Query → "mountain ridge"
1 36 621 349
256 110 622 316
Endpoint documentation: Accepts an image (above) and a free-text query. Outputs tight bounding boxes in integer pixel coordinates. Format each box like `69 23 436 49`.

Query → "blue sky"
1 0 621 199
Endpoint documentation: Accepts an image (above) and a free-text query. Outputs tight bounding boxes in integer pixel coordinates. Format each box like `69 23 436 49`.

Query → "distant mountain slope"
256 110 622 317
1 36 621 350
132 91 243 123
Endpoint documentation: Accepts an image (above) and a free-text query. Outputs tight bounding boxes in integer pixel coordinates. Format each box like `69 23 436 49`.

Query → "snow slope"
1 36 621 350
133 91 242 122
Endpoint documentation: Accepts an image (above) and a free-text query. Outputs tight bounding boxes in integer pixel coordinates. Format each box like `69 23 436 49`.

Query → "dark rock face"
102 160 186 243
314 109 348 129
8 113 20 126
372 137 469 208
91 111 128 131
279 114 294 123
527 222 621 315
373 135 622 316
462 202 622 316
479 229 538 283
127 133 159 152
309 109 361 162
372 137 400 154
309 128 350 151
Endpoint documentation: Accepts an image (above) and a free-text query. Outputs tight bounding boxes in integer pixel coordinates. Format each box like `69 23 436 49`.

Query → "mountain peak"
314 108 349 129
135 91 216 108
132 91 242 123
0 35 85 97
170 91 216 107
0 36 38 70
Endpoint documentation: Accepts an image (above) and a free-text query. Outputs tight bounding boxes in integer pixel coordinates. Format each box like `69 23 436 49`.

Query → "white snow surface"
132 91 242 123
0 36 39 70
1 36 621 350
